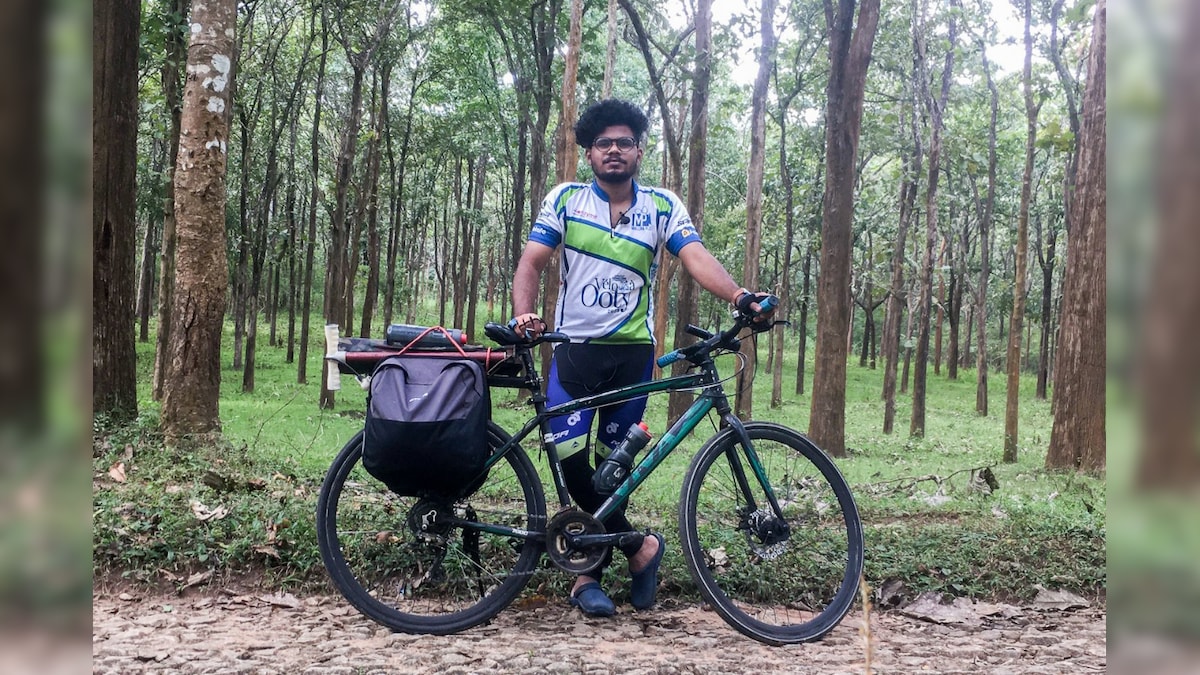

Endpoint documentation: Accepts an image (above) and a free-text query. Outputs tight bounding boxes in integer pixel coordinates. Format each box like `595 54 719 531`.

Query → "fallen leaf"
900 592 981 625
876 578 907 608
123 444 134 460
1030 585 1090 611
189 499 229 522
118 592 137 602
261 592 301 609
108 462 127 483
180 570 213 591
254 545 280 559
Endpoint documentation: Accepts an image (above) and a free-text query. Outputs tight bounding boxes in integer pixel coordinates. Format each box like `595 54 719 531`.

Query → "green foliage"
96 316 1104 605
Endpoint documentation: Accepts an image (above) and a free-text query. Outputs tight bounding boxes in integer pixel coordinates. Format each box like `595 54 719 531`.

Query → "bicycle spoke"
681 423 863 645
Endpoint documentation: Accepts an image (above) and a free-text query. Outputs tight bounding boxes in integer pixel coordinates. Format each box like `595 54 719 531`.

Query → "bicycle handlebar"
656 294 781 369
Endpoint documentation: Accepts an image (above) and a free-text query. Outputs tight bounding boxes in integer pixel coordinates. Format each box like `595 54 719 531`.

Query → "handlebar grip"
657 351 683 368
758 295 778 313
324 324 342 392
685 324 714 340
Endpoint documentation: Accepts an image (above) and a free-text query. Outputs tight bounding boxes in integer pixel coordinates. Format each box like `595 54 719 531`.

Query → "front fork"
713 398 788 526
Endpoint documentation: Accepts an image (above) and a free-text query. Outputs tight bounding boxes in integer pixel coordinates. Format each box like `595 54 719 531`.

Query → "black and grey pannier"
362 355 490 499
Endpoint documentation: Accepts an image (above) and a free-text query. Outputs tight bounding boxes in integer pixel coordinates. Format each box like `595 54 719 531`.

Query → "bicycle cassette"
545 509 606 575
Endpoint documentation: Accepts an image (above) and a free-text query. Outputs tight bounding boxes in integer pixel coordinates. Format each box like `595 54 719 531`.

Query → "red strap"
395 326 470 357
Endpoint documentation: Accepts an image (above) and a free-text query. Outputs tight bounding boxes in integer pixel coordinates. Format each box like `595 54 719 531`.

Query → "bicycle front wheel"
316 423 546 635
679 422 864 645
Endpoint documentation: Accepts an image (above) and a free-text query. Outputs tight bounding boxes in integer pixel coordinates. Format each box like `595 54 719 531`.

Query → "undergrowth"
94 317 1106 605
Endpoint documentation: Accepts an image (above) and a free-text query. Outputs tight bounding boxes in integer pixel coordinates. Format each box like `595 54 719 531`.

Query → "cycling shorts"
545 343 655 461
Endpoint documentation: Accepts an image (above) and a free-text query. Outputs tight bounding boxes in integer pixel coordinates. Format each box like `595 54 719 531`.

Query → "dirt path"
92 589 1105 674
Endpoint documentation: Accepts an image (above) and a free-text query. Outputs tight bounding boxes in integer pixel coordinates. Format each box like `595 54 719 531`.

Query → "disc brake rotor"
741 508 790 560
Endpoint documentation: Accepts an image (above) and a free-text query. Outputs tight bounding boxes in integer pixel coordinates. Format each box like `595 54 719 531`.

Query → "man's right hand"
509 313 547 339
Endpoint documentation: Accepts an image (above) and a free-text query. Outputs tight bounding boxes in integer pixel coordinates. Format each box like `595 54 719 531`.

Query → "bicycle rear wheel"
679 422 863 645
316 423 546 635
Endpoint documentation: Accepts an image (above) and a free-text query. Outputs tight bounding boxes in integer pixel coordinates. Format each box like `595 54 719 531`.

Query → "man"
511 99 772 617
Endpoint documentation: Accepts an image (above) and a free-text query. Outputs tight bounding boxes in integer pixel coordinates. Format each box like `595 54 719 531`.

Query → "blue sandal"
569 581 616 617
630 532 665 610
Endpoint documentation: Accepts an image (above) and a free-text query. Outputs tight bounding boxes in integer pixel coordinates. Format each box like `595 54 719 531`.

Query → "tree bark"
1049 0 1106 476
881 102 918 433
1035 207 1058 400
736 0 776 421
603 0 618 98
1004 0 1040 462
161 0 235 441
910 0 955 438
360 63 391 340
796 247 813 395
153 0 192 401
297 4 328 385
669 0 713 421
975 30 1000 416
136 138 165 343
809 0 881 456
93 0 141 423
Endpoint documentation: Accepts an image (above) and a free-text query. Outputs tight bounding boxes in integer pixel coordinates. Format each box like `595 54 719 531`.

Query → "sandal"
630 532 665 610
569 581 616 617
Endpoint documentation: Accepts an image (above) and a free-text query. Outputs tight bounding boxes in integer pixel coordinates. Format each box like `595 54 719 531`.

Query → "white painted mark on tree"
210 55 231 93
191 23 202 34
206 96 226 114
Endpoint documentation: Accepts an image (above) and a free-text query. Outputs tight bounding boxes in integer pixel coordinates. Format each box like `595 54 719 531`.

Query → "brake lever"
750 319 790 334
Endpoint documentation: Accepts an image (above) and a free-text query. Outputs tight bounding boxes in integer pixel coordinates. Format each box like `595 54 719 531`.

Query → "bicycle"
317 299 864 645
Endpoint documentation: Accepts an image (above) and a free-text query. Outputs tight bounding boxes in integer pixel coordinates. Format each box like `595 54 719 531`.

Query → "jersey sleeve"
662 190 702 256
529 185 567 248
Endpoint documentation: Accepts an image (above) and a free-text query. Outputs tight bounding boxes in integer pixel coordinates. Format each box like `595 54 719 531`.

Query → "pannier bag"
362 355 490 499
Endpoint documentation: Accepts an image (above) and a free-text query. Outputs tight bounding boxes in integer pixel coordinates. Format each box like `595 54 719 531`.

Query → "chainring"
545 508 607 575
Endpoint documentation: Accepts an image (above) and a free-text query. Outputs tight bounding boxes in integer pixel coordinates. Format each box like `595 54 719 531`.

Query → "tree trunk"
910 0 955 438
466 154 487 340
1004 0 1039 462
603 0 618 98
772 66 800 408
809 0 881 456
933 243 945 375
736 0 776 421
975 31 1000 416
161 0 235 441
796 247 813 395
1036 210 1058 399
1049 0 1106 476
92 0 141 423
883 76 916 429
135 140 163 343
360 64 391 340
298 5 328 385
153 0 191 401
669 0 713 421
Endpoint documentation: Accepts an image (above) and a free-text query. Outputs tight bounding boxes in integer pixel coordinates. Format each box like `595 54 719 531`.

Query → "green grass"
95 312 1105 603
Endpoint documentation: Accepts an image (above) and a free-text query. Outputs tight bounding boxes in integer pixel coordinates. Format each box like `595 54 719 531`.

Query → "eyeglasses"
592 136 638 152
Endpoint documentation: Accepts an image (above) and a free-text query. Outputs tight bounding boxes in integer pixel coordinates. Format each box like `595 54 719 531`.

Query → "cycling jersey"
529 180 702 344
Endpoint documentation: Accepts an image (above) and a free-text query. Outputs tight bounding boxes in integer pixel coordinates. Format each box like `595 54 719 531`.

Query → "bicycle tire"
678 422 864 645
316 422 546 635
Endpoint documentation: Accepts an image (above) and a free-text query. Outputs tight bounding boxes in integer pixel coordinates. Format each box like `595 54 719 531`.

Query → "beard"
592 155 639 183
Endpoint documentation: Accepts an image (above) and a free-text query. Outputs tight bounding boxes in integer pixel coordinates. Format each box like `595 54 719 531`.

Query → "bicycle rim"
679 422 864 645
316 424 546 635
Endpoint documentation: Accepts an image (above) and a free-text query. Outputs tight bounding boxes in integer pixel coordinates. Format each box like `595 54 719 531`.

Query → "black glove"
735 290 771 316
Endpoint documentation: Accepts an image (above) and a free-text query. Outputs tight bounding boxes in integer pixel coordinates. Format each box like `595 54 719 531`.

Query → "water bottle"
592 422 653 495
385 324 467 349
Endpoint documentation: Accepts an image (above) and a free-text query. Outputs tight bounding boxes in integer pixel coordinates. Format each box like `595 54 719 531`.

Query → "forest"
93 0 1106 471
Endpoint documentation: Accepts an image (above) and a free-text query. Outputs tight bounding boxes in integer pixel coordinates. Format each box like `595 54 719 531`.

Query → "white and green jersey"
530 180 702 344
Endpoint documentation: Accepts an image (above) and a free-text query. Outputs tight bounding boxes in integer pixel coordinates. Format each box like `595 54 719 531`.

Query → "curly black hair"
573 99 649 148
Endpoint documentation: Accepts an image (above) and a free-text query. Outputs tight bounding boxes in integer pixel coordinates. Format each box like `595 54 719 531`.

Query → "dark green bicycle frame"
472 357 789 544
